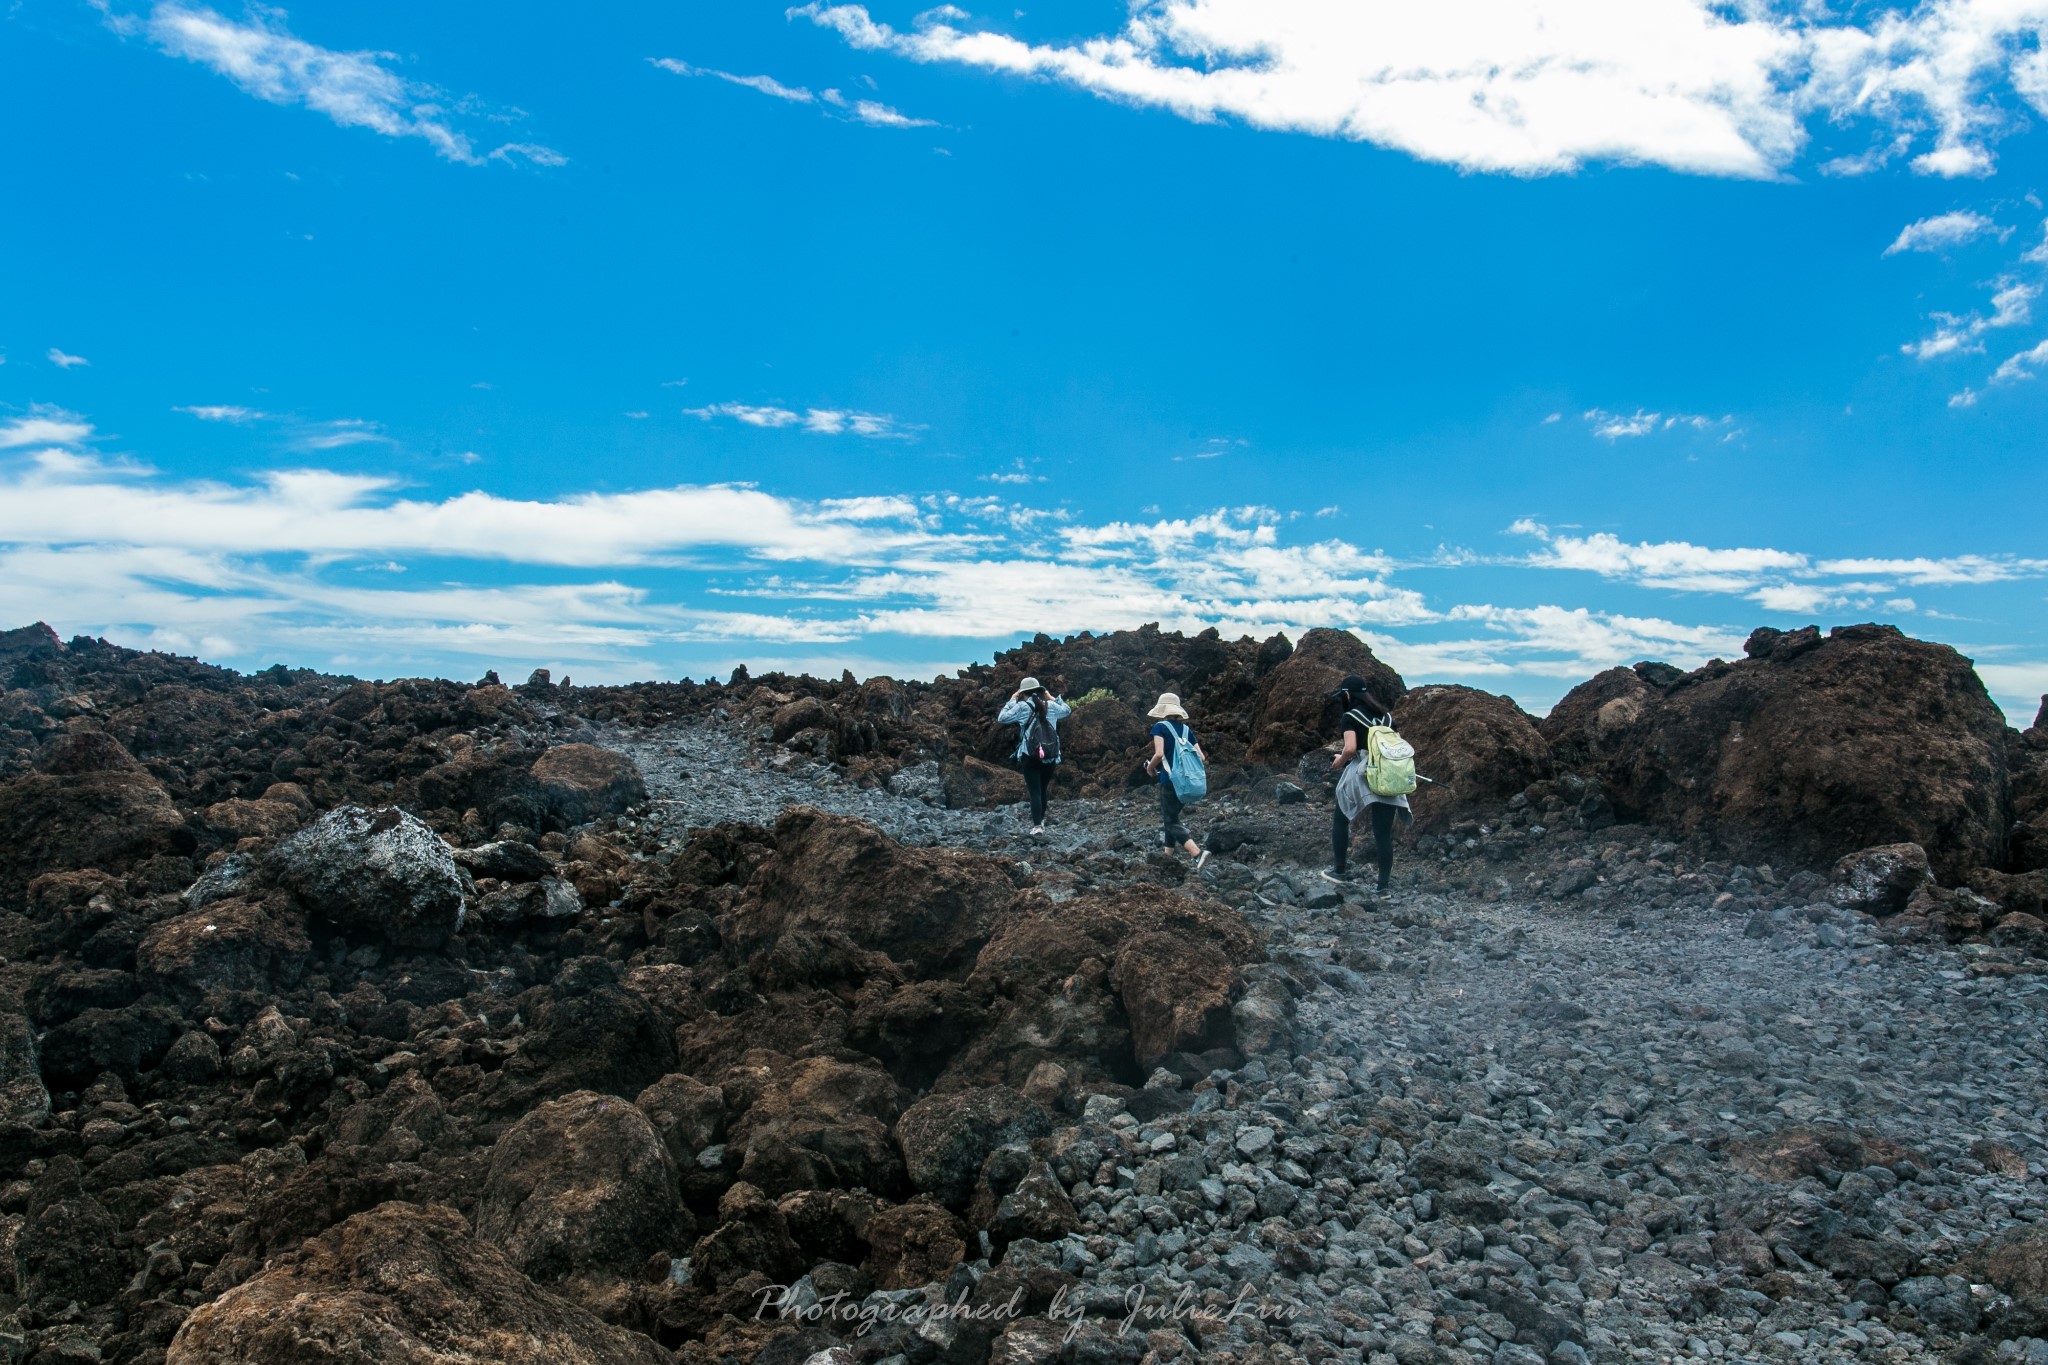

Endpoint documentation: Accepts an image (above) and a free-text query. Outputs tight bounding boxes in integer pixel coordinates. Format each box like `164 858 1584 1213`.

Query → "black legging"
1158 782 1191 849
1333 803 1398 885
1020 757 1054 825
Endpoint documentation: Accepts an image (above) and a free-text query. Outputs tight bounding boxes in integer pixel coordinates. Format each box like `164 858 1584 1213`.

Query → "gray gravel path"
607 721 2048 1365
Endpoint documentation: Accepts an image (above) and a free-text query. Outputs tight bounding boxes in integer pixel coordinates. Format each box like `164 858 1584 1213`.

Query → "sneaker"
1319 868 1352 884
1195 850 1211 871
1030 826 1044 837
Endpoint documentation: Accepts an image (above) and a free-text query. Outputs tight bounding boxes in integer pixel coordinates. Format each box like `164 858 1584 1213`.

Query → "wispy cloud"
685 402 920 439
175 404 269 423
47 348 90 369
295 419 392 451
1990 337 2048 384
1884 210 2005 255
133 3 561 166
0 406 95 449
1583 408 1737 441
649 55 935 128
1903 279 2037 360
794 0 2048 180
1510 521 2048 606
650 59 814 103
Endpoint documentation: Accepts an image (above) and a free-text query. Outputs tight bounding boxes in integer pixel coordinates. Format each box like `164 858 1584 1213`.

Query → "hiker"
997 677 1069 835
1143 692 1210 870
1324 674 1412 893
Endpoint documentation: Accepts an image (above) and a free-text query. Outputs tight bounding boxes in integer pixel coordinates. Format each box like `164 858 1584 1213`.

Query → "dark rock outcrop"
531 743 648 829
165 1202 671 1365
1550 625 2011 881
475 1090 695 1291
1394 684 1553 831
1245 628 1405 767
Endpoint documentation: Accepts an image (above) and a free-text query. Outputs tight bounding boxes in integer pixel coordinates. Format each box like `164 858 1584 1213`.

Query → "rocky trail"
609 717 2048 1365
3 618 2047 1365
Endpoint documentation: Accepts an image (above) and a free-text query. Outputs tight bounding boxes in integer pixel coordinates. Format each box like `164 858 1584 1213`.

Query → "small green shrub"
1073 687 1118 706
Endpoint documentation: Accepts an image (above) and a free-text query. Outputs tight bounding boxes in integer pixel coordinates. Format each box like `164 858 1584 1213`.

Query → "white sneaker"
1195 850 1211 871
1030 826 1044 836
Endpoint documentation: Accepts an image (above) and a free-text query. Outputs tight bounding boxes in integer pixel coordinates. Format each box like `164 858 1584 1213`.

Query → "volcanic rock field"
2 618 2046 1365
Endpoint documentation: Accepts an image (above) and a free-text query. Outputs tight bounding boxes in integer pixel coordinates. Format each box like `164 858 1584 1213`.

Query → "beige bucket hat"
1147 692 1188 720
1017 676 1045 693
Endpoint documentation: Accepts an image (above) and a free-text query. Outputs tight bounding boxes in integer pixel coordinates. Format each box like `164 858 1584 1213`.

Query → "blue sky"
2 1 2045 720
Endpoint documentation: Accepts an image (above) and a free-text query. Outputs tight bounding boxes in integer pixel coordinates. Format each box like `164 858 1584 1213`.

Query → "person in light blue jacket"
996 676 1069 834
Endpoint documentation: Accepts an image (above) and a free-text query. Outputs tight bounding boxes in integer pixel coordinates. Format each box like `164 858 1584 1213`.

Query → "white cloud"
687 403 800 428
650 58 815 103
1977 661 2048 722
1515 523 2048 600
1990 337 2048 383
1814 553 2048 585
1582 408 1734 440
295 419 392 450
795 0 2048 179
650 55 935 127
175 404 268 422
0 407 95 449
1884 209 2002 254
850 99 936 127
1523 529 1807 587
687 402 919 438
1903 279 2037 359
47 348 90 369
140 3 560 166
1586 409 1659 439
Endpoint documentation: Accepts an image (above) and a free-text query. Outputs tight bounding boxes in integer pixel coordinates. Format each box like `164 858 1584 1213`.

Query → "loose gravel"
609 720 2048 1365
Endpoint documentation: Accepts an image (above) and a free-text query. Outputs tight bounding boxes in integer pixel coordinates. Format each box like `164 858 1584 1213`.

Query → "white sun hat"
1147 692 1188 720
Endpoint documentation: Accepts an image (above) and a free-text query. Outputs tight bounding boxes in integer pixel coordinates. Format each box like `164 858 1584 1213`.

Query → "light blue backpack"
1165 721 1208 803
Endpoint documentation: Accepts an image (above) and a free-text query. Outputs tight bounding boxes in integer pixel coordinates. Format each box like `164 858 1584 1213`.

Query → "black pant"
1020 757 1054 825
1334 803 1398 886
1159 782 1191 849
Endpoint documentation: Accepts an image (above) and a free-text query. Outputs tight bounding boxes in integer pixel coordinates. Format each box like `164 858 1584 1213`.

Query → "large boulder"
894 1086 1052 1208
475 1091 694 1289
1538 665 1663 769
1830 844 1933 916
1393 684 1553 830
726 1055 906 1196
137 894 312 997
863 1201 970 1290
1560 625 2012 882
949 884 1259 1091
1245 628 1404 767
530 744 647 829
0 754 186 900
165 1202 670 1365
1956 1224 2048 1300
1109 930 1238 1067
270 805 469 946
733 807 1017 979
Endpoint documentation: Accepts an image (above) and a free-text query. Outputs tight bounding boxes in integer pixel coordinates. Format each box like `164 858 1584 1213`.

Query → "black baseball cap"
1329 674 1371 698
